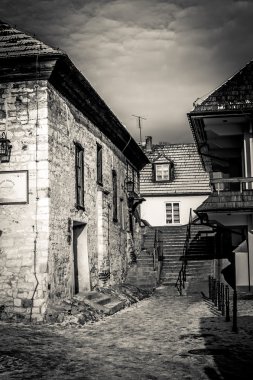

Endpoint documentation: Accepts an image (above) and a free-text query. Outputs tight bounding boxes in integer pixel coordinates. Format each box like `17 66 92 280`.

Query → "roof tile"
0 21 62 57
193 60 253 113
196 191 253 211
140 143 210 195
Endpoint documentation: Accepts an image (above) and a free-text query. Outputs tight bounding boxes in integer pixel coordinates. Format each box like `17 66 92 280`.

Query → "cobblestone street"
1 286 253 379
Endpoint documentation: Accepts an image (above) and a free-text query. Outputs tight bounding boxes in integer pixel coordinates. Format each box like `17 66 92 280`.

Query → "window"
97 143 103 185
155 164 170 181
75 143 84 209
153 161 174 182
166 202 180 224
133 170 139 194
126 164 140 194
112 170 118 222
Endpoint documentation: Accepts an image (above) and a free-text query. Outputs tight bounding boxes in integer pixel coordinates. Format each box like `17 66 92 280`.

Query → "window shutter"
112 170 118 222
75 143 84 209
97 144 103 185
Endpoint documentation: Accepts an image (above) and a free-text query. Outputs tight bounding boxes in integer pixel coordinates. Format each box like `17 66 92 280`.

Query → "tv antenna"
132 114 146 144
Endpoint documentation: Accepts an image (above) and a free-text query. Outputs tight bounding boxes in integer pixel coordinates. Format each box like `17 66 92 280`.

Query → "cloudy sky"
1 0 253 143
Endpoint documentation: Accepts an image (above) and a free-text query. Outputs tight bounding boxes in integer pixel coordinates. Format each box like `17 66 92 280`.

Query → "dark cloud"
1 0 253 142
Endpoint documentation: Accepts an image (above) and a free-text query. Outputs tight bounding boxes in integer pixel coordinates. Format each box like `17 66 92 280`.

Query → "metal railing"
208 276 229 320
208 276 238 332
175 209 193 295
211 177 253 194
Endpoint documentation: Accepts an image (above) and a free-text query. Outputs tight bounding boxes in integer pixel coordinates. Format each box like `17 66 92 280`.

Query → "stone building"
0 21 148 320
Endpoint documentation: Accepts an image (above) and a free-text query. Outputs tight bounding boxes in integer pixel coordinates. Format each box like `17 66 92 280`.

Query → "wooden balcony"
211 177 253 194
197 177 253 213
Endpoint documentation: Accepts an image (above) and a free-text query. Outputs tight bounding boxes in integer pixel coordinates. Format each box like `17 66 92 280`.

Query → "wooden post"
221 283 225 316
225 286 230 322
208 276 212 299
232 290 238 333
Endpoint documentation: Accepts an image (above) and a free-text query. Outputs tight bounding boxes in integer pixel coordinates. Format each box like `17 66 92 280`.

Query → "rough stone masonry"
0 77 143 321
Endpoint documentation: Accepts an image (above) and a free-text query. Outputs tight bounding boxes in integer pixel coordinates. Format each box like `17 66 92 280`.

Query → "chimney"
145 136 152 152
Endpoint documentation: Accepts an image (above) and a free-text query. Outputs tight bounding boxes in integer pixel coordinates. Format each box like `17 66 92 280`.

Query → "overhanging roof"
191 59 253 114
188 58 253 172
196 191 253 213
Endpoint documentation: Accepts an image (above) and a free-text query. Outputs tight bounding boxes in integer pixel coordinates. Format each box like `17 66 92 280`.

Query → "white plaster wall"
248 225 253 290
140 195 209 226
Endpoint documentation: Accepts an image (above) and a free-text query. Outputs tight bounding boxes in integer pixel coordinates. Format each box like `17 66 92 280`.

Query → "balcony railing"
211 177 253 194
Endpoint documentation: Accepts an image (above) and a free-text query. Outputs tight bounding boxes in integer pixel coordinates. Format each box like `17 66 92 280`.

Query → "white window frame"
155 163 170 181
165 202 180 224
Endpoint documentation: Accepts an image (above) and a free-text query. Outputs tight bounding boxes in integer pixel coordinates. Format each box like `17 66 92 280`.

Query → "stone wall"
47 83 137 300
0 80 50 320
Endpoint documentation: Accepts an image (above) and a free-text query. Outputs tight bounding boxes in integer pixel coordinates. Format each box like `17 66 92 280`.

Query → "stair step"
78 291 112 306
141 224 214 291
75 291 125 315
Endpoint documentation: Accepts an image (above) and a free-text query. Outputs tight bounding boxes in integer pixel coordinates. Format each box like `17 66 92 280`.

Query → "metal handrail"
175 209 193 295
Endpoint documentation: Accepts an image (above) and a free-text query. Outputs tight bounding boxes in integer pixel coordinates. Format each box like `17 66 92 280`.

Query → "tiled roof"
0 20 62 57
153 154 172 164
140 143 211 195
192 60 253 113
196 191 253 212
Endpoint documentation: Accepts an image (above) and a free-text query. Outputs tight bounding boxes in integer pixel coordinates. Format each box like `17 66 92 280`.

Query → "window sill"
75 204 85 211
154 179 173 183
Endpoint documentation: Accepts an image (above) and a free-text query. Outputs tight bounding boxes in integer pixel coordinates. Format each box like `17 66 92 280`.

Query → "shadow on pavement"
0 321 202 380
198 315 253 379
0 323 78 379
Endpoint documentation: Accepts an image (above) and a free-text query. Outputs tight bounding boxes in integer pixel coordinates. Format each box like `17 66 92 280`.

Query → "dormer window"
152 155 174 182
155 164 170 181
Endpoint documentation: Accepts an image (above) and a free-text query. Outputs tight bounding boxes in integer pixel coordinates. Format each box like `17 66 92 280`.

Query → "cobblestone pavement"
0 286 253 379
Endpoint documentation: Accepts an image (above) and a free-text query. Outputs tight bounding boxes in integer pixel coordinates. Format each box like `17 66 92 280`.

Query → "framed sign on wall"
0 170 29 204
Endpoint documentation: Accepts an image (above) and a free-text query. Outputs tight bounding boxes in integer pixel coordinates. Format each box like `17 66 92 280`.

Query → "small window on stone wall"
112 170 118 222
75 142 84 210
97 143 103 185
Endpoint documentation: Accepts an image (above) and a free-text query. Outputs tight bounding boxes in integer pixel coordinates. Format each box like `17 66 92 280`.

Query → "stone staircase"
159 224 215 293
125 227 162 290
126 223 215 294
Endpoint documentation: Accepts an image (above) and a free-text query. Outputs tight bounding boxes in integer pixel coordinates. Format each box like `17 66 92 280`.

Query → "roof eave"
196 207 253 213
49 55 149 170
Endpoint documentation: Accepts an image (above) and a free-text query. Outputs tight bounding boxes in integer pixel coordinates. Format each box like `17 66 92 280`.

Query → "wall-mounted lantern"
125 179 134 193
0 132 12 163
